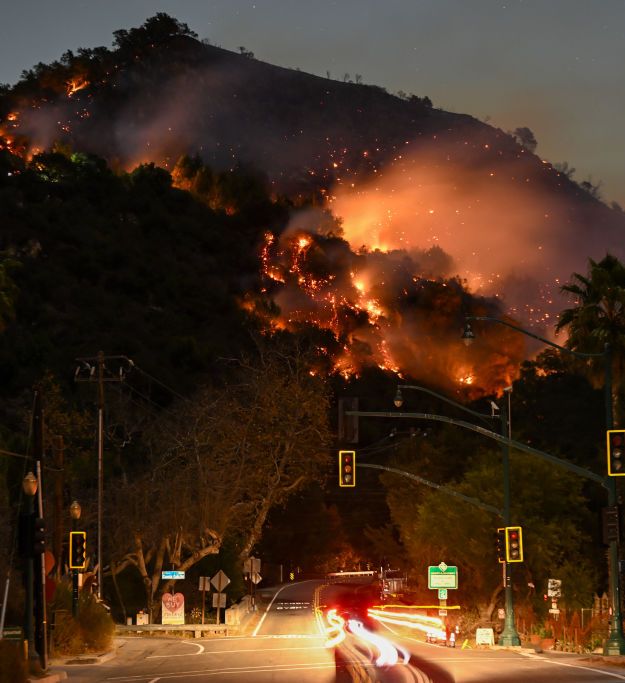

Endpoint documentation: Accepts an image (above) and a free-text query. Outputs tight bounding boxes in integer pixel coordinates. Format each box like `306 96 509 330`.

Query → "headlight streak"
324 608 347 648
347 618 410 667
368 608 447 641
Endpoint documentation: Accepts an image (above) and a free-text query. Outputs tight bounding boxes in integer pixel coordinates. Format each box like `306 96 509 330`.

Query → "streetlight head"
22 471 38 496
70 500 82 520
393 388 403 408
461 321 475 346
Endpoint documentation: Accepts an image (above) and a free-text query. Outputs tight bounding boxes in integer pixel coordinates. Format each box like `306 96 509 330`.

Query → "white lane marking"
147 679 160 683
252 581 319 637
147 641 204 658
150 645 324 658
518 654 625 680
106 660 342 681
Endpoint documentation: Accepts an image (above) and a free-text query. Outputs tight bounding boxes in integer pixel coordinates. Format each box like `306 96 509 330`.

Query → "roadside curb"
61 648 117 665
27 673 68 683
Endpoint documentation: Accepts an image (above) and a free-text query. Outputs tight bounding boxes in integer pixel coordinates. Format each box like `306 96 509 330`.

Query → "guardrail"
116 623 231 638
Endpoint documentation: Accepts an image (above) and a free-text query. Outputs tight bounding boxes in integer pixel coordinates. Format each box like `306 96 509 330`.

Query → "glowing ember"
66 76 89 97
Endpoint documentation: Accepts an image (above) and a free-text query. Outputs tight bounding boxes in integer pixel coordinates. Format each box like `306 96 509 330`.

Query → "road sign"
199 576 210 591
547 578 562 598
439 609 447 616
211 570 230 592
251 571 262 585
244 556 262 574
212 593 226 608
498 608 505 619
549 608 560 615
162 592 185 625
438 588 448 600
0 626 22 640
162 570 185 580
428 564 458 589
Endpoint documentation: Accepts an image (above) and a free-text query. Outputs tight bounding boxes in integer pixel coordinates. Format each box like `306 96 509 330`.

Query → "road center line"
252 581 318 637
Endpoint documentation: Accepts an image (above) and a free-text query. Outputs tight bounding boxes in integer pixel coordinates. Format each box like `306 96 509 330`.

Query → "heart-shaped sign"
162 592 184 613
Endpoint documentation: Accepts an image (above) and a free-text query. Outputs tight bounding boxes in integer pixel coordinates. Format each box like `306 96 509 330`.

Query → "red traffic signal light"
69 531 87 570
607 430 625 476
339 450 356 487
505 526 523 563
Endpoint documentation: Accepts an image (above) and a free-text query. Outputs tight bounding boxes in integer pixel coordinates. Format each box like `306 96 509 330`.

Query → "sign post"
199 577 210 625
211 570 230 625
244 557 261 609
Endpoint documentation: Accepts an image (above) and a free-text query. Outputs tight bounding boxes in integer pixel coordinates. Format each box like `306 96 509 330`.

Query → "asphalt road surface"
45 581 625 682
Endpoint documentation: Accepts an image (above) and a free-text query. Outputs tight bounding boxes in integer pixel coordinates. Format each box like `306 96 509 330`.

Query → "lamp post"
394 383 520 644
70 501 81 618
463 315 625 655
22 472 39 669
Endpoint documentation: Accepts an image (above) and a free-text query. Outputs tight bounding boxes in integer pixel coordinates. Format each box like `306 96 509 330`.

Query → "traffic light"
603 506 620 544
69 531 87 570
505 526 523 563
32 517 46 555
339 450 356 487
607 430 625 476
495 528 506 563
338 397 359 443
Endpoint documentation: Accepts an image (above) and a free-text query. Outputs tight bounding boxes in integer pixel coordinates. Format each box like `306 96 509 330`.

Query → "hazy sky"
2 0 624 205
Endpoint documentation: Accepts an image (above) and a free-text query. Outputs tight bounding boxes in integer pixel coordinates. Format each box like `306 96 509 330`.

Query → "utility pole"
53 436 64 582
74 352 131 601
33 391 48 672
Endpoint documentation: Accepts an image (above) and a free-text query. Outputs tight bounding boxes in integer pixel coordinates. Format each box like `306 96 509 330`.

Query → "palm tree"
556 254 625 425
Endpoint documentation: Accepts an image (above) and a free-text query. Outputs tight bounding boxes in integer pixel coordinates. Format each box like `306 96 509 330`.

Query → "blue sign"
162 570 185 580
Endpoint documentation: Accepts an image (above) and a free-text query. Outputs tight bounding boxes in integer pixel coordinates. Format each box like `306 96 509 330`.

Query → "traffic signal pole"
464 318 625 655
603 345 625 655
33 392 48 672
498 397 520 646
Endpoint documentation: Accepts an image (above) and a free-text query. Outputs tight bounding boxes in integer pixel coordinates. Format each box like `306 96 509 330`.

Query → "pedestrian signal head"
495 528 506 563
33 517 46 555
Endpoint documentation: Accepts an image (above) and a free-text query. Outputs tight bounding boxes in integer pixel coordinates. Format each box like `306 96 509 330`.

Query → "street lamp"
463 315 625 655
22 472 40 671
70 501 82 618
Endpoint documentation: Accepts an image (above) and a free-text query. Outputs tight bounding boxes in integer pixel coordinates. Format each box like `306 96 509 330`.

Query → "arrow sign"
211 570 230 592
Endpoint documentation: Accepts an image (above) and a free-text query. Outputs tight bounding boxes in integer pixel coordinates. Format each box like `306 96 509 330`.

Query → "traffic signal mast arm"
359 462 502 517
348 410 607 488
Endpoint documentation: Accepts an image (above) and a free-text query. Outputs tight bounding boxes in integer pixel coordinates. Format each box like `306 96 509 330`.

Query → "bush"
0 640 27 683
49 581 114 656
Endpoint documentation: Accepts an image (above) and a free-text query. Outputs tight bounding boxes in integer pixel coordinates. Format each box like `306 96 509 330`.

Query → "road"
46 580 625 682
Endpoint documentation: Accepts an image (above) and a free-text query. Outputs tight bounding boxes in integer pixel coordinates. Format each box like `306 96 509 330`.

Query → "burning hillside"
2 14 624 393
243 214 526 395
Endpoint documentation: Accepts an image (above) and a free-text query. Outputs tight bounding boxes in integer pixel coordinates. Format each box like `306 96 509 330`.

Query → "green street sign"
438 588 448 600
1 626 23 640
428 563 458 589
